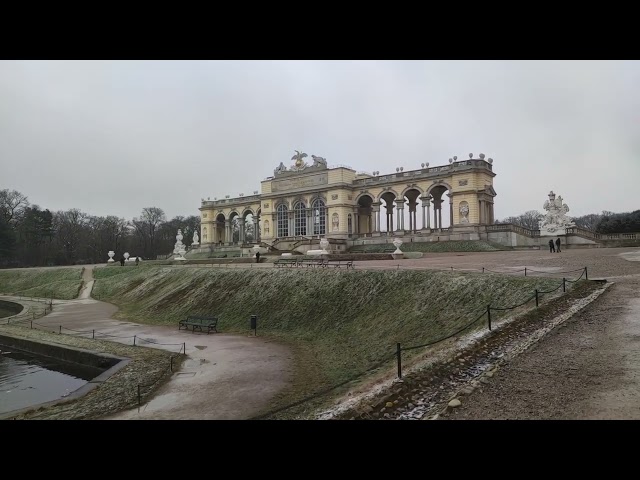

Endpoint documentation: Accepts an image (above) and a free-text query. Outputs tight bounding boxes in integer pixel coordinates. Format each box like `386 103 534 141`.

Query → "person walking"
255 251 261 263
120 255 125 266
548 239 555 253
135 256 140 266
555 237 561 253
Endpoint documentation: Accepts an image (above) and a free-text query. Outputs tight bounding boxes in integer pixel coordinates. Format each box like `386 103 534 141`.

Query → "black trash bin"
250 315 257 334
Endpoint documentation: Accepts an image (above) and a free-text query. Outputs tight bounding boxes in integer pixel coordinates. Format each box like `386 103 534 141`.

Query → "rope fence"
253 266 591 419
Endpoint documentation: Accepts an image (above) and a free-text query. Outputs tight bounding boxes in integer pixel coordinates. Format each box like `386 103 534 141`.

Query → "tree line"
497 209 640 234
0 188 200 268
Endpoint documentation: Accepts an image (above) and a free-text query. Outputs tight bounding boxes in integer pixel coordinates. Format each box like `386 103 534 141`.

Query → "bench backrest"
187 315 218 324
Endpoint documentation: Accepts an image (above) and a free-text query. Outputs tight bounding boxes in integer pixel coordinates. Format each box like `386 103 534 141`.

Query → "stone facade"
198 151 497 247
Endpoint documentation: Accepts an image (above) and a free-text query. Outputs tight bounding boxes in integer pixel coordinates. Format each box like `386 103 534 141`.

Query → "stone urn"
107 250 115 263
124 252 130 262
319 237 329 254
391 238 404 260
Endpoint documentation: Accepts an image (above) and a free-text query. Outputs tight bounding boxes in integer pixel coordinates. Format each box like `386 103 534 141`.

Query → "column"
256 214 261 242
355 212 359 235
289 212 294 237
225 220 231 245
449 200 453 228
239 218 245 243
479 200 484 224
425 196 431 229
438 208 443 230
395 200 404 232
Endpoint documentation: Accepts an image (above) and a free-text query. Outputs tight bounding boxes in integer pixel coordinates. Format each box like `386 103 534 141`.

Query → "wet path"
441 253 640 420
13 266 292 420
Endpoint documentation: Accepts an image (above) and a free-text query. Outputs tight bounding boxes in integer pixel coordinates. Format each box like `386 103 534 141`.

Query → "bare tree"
132 207 166 259
0 189 29 224
495 210 543 230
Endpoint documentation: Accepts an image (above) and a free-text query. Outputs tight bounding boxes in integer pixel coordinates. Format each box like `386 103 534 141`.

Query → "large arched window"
294 201 306 236
277 204 289 238
312 198 326 235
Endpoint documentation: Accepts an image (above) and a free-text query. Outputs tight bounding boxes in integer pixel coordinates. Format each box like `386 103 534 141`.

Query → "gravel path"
440 249 640 420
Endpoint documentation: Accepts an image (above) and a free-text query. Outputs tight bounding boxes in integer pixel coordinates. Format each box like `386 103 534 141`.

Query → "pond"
0 346 100 415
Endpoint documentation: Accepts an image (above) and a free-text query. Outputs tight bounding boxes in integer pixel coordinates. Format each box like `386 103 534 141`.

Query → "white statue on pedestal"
539 190 575 236
192 230 200 246
319 237 329 254
124 252 130 262
174 229 187 260
107 251 115 263
391 238 404 260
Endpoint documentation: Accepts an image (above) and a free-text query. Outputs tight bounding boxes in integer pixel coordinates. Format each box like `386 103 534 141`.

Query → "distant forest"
0 188 205 268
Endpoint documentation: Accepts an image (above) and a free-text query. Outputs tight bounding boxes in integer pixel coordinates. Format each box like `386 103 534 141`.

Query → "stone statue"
539 190 575 235
459 202 470 224
290 150 308 171
332 213 339 231
174 229 186 260
192 229 200 246
311 155 327 167
274 162 287 176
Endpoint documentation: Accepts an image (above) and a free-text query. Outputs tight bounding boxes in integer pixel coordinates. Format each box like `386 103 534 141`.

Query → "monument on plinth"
107 250 115 263
174 229 187 261
539 190 575 236
192 229 200 247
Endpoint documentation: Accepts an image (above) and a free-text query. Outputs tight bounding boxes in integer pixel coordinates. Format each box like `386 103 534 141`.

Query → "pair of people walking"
548 238 562 253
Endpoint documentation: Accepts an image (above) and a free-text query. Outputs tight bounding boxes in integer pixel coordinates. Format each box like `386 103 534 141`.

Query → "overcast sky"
1 60 638 221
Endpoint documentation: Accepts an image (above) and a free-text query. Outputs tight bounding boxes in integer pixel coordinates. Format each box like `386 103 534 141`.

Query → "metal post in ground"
585 267 588 280
92 329 95 339
133 335 136 346
30 320 33 329
59 325 62 334
396 343 402 379
535 289 539 307
487 305 492 331
563 278 566 293
183 342 186 355
482 267 485 273
137 385 141 405
170 356 173 372
525 267 527 277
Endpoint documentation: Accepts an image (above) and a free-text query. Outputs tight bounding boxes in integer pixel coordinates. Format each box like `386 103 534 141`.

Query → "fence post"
482 267 484 273
396 343 402 379
59 325 62 334
170 356 173 372
183 342 186 356
92 329 95 339
525 267 527 277
535 289 539 307
585 267 588 281
30 320 33 329
137 385 141 405
487 305 492 331
133 335 136 346
563 278 566 293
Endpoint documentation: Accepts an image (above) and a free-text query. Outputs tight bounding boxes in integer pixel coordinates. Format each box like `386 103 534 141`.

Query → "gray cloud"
1 60 638 220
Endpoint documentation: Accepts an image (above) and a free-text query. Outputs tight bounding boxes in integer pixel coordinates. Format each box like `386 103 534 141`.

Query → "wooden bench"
325 259 354 269
179 315 218 334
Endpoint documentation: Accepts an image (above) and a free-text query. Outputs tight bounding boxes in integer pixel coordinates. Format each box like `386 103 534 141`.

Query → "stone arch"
215 213 226 244
356 194 374 235
379 191 398 233
400 185 425 198
425 181 453 196
376 189 400 203
355 192 375 204
428 184 452 229
402 187 424 233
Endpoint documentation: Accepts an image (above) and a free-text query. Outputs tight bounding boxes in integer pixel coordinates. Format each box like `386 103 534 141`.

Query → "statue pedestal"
391 253 404 260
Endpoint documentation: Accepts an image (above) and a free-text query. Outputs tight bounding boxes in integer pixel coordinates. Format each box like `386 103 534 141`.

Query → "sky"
1 60 638 222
